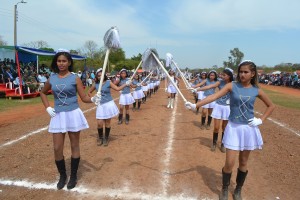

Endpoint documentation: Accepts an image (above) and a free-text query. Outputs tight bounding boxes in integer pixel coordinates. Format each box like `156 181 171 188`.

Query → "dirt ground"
0 84 299 200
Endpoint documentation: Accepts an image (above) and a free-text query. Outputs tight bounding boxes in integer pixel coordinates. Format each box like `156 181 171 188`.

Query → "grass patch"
0 95 54 112
262 89 300 110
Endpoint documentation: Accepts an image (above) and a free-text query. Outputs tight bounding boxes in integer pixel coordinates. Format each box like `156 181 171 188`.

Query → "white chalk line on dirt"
0 177 202 200
0 106 96 149
255 111 300 137
161 97 178 196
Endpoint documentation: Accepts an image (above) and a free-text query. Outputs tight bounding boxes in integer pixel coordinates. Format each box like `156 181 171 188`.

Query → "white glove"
125 80 131 86
165 88 167 92
248 117 262 126
185 101 196 111
46 107 56 118
91 94 101 105
136 83 141 87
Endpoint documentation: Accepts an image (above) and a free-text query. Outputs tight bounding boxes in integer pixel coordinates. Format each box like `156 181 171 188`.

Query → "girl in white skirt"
185 60 275 200
141 72 149 103
88 68 128 146
114 69 134 125
40 49 99 190
192 68 234 152
192 70 218 129
132 74 145 110
166 69 180 109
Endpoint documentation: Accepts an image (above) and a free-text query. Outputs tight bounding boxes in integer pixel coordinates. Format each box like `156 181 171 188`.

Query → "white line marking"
255 111 300 137
0 97 121 149
0 178 199 200
162 97 177 195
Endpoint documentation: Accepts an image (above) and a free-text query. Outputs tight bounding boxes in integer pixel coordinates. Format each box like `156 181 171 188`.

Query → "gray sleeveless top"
132 79 142 91
119 78 130 94
216 80 230 106
204 79 217 96
95 80 113 104
228 82 259 124
49 73 79 112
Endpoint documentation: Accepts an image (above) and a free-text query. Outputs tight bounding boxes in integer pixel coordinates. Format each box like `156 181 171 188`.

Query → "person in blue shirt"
185 60 275 200
40 49 99 190
131 73 145 110
191 70 218 129
114 69 134 125
88 68 128 146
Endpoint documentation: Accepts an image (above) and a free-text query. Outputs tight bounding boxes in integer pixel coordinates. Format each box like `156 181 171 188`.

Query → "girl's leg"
201 108 207 129
118 105 124 124
97 119 104 146
53 133 67 190
125 105 130 125
67 131 81 189
211 118 221 151
103 119 111 146
220 120 228 153
206 108 213 129
233 151 251 200
137 99 142 110
132 100 137 111
220 149 237 200
170 93 175 109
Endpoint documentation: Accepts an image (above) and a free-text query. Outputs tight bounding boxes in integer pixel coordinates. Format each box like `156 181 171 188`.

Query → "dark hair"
207 71 218 81
95 70 108 83
119 69 128 79
51 52 73 73
223 69 234 82
237 61 258 87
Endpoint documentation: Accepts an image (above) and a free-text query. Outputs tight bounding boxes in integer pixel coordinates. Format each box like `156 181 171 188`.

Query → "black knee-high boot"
125 114 130 125
137 101 141 110
103 127 111 146
55 159 67 190
132 102 136 110
211 132 218 151
221 132 226 153
67 157 80 189
201 116 206 129
207 116 212 126
118 114 123 125
97 128 103 146
219 168 232 200
233 169 248 200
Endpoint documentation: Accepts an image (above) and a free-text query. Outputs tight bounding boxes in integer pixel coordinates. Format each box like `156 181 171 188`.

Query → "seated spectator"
23 73 39 93
37 72 48 91
3 65 15 84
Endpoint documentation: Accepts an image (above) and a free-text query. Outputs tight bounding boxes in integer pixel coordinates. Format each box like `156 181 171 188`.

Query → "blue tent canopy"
0 46 86 63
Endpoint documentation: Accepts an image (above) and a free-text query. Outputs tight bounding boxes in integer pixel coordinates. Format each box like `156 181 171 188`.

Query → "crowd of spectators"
0 58 52 94
258 72 300 88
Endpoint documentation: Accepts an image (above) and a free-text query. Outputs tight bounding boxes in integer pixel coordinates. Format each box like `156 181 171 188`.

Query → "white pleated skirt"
142 85 148 92
119 93 135 105
202 95 215 108
132 89 145 99
222 121 263 151
149 83 155 89
96 100 119 119
167 85 177 93
48 108 89 133
211 103 230 120
156 81 160 86
197 91 204 100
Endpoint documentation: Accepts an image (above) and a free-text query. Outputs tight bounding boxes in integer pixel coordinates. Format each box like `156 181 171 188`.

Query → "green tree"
0 35 7 46
223 48 244 70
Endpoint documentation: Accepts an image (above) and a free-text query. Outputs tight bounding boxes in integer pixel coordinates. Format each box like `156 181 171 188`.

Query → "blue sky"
1 0 300 69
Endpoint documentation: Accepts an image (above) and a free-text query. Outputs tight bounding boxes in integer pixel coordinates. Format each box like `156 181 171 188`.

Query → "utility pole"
14 0 27 47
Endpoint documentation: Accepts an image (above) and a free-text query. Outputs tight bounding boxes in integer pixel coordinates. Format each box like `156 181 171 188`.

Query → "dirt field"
0 84 299 200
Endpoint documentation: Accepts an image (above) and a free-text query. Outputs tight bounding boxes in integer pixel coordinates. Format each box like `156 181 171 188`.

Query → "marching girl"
190 72 207 114
192 69 233 152
148 73 156 97
192 70 218 129
114 69 134 125
40 49 99 190
141 71 149 103
132 74 145 110
166 69 180 109
185 60 275 200
88 68 128 146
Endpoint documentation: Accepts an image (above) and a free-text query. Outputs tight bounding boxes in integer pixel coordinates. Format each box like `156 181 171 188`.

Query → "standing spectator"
40 49 99 190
